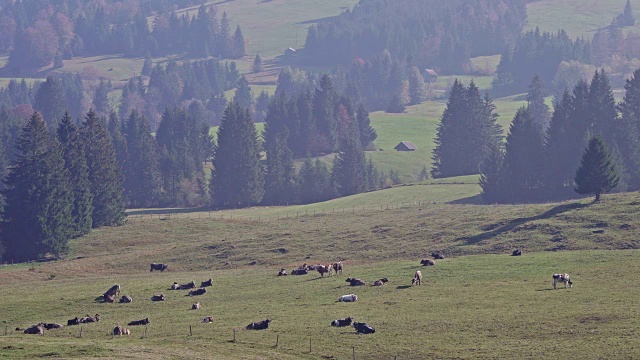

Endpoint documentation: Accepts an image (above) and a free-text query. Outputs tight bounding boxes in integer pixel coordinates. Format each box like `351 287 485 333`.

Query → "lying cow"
420 259 435 266
119 295 132 303
373 278 389 286
192 302 201 310
553 273 573 289
331 317 353 327
333 261 343 276
431 252 445 260
150 263 168 272
103 294 115 303
24 325 44 335
512 249 522 256
202 316 214 323
178 281 196 290
41 323 63 330
67 317 80 326
291 269 308 275
169 282 180 290
277 268 287 276
188 288 206 296
128 318 150 326
346 277 365 286
80 314 100 323
353 322 375 334
246 319 271 330
151 294 165 301
338 294 358 302
412 270 422 286
113 326 130 336
103 284 120 298
201 279 213 287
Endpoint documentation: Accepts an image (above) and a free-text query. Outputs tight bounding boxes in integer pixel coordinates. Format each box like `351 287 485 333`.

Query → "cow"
192 302 201 310
346 277 365 286
188 288 207 296
317 265 331 277
412 270 422 286
201 279 213 287
512 249 522 256
373 278 389 286
277 268 287 276
67 317 79 326
553 273 573 289
79 314 100 323
420 259 435 266
128 318 150 326
353 322 375 334
332 261 344 276
338 294 358 302
291 269 308 275
24 325 44 335
169 282 180 290
151 294 165 301
41 323 63 330
113 326 130 336
178 281 196 290
103 284 120 298
202 316 214 323
150 263 168 272
331 317 353 327
246 319 271 330
119 295 132 303
431 252 445 260
103 294 115 303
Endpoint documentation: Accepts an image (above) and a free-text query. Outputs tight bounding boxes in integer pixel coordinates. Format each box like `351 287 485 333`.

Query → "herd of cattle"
16 252 573 337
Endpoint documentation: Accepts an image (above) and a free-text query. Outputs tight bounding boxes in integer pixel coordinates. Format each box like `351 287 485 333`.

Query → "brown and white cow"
103 284 120 298
332 261 344 276
119 295 132 303
80 314 100 323
346 277 366 286
113 326 130 336
373 278 389 286
552 273 573 289
317 265 332 277
192 302 201 310
412 270 422 286
420 259 435 266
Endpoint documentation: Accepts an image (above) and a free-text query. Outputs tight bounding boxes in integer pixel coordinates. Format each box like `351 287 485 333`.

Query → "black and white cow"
201 279 213 287
552 273 573 289
151 294 165 301
346 277 365 286
188 288 206 296
150 263 168 272
128 318 150 326
353 322 375 334
246 319 271 330
331 317 353 327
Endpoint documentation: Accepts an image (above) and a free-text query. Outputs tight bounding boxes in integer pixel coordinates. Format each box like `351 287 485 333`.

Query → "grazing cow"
113 326 130 336
346 277 366 286
169 282 180 290
80 314 100 323
150 263 168 272
178 281 196 290
331 317 353 327
246 319 271 330
103 294 115 303
277 268 287 276
317 265 331 277
291 269 308 275
67 317 79 326
202 316 214 323
552 273 573 289
128 318 150 326
103 284 120 298
353 322 375 334
201 279 213 287
119 295 132 303
41 323 63 330
188 288 207 296
332 261 343 276
412 271 422 286
192 302 201 310
373 278 389 286
151 294 165 301
512 249 522 256
24 325 44 335
338 294 358 302
420 259 435 266
431 252 445 260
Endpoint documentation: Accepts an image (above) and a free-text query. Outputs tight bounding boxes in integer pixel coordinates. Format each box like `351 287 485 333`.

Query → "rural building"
394 141 417 151
424 69 438 82
285 47 296 57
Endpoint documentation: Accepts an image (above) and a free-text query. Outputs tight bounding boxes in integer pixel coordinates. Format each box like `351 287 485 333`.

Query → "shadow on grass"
535 288 555 291
126 206 209 216
448 194 484 205
396 285 412 290
463 202 588 245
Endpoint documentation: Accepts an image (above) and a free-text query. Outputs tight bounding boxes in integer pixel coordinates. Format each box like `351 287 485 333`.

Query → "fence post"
79 326 83 338
233 328 237 342
189 325 192 336
5 325 7 335
309 337 312 353
353 346 356 360
144 325 148 338
275 334 279 347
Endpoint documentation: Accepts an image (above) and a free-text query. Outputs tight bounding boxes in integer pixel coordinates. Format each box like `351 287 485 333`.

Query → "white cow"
338 294 358 302
552 273 573 289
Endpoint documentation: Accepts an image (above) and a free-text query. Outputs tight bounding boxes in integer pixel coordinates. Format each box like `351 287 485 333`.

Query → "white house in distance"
285 47 296 57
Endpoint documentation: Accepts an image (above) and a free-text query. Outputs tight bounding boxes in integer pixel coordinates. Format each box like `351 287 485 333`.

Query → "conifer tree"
479 143 504 203
431 80 467 178
263 129 295 205
210 103 263 208
544 90 576 195
296 156 333 204
107 111 127 171
526 75 551 131
1 113 72 262
232 25 245 59
124 109 162 207
219 12 231 57
57 112 93 236
356 104 377 150
93 79 112 116
386 93 406 113
575 136 619 202
331 124 367 197
313 74 338 152
252 53 263 73
233 75 253 112
617 68 640 189
588 70 618 144
142 53 153 76
33 76 67 128
82 109 125 227
408 66 427 105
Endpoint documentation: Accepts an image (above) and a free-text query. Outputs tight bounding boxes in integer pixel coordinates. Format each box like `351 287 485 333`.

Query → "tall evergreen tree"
296 156 333 204
617 68 640 190
93 79 112 116
210 103 263 208
124 109 162 207
263 128 295 205
544 90 576 196
313 74 338 152
107 111 127 171
233 75 253 112
331 124 367 197
526 74 551 132
408 65 427 105
588 70 618 143
232 25 245 59
82 109 125 227
1 112 72 262
141 53 153 76
33 76 67 128
356 103 377 150
57 112 93 236
479 143 504 203
252 53 263 73
431 80 467 178
575 136 619 202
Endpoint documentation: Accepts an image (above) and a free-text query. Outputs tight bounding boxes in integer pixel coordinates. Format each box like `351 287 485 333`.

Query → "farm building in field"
285 47 296 57
394 141 417 151
423 69 438 82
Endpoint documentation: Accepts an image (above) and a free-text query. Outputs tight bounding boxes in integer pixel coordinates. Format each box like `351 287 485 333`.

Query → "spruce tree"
575 136 619 202
232 25 245 59
57 112 93 236
331 124 367 197
616 68 640 190
33 76 67 128
588 70 617 144
210 103 263 208
1 112 73 262
356 104 377 150
408 66 427 105
431 80 467 178
386 93 406 113
107 111 127 171
313 74 338 152
544 90 575 196
233 75 253 112
142 53 153 76
526 75 551 132
82 109 125 227
479 143 504 203
93 79 112 116
252 53 263 73
263 129 295 205
124 109 162 207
